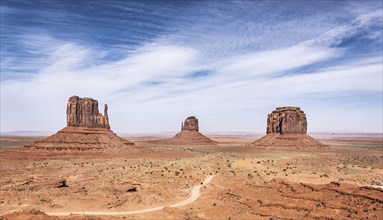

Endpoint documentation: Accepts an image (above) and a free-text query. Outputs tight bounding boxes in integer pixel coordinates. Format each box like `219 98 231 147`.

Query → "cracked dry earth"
0 134 382 219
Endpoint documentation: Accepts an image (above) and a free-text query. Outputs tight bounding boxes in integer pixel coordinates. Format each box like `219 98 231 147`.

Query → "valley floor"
0 134 382 219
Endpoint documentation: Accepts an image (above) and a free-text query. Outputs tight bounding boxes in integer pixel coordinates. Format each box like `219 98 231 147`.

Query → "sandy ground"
0 134 382 219
44 175 214 217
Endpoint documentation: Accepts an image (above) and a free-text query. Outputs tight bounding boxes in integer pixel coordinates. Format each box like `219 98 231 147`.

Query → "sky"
1 0 382 134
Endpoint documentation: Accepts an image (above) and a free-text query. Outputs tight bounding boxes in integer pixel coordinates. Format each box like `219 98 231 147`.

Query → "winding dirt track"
45 175 214 217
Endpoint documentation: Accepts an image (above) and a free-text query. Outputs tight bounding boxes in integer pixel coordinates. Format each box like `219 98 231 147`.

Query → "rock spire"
66 96 110 129
26 95 134 150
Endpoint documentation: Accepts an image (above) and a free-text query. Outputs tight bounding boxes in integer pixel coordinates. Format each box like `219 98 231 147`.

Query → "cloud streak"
1 0 382 133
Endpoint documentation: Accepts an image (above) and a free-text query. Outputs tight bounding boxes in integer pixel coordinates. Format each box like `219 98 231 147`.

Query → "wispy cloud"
1 0 382 133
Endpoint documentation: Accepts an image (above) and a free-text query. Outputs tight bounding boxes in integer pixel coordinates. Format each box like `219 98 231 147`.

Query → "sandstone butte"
152 116 217 145
26 96 134 150
252 106 326 149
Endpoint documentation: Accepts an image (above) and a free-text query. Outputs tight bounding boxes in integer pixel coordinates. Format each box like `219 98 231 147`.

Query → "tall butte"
252 106 326 148
26 96 134 150
66 96 110 129
152 116 216 145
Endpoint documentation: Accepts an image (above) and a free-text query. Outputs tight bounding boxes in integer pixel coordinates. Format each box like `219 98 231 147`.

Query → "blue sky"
1 0 382 133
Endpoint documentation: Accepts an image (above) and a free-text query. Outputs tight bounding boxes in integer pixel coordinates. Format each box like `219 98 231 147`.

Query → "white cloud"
216 45 339 78
1 5 382 133
1 39 201 132
2 34 382 132
304 9 383 47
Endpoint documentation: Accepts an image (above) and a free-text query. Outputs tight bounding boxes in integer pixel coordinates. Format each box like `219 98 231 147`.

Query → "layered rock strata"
26 96 134 150
266 107 306 134
253 107 326 148
66 96 110 129
151 116 216 145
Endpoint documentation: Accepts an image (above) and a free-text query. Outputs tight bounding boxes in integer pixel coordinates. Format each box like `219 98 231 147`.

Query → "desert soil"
0 134 382 219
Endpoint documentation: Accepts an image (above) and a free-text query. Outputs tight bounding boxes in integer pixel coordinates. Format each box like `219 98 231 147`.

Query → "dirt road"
45 175 214 216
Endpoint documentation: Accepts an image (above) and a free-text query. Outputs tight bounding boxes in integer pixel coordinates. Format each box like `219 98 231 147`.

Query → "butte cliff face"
26 96 134 150
253 107 326 149
150 116 216 145
66 96 110 129
181 116 199 131
266 107 307 135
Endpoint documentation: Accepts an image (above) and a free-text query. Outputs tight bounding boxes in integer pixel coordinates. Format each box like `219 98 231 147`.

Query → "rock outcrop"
66 96 110 129
253 106 326 149
26 96 134 150
266 107 306 134
181 116 199 131
149 116 216 145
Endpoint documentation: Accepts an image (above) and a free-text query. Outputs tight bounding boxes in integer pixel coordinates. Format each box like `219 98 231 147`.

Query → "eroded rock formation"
181 116 199 131
66 96 110 129
253 106 326 149
149 116 216 145
266 106 307 134
26 96 134 150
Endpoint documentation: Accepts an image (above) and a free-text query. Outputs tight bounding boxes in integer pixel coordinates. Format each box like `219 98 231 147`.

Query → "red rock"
181 116 199 131
27 126 134 150
26 96 134 150
253 107 326 149
66 96 110 129
149 116 216 145
266 106 307 134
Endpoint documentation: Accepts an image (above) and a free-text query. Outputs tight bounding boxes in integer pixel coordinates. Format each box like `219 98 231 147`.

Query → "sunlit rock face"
266 106 307 135
253 106 326 149
26 95 134 150
66 96 110 129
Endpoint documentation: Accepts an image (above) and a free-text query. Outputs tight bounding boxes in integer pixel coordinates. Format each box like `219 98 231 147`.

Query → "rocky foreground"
1 135 382 220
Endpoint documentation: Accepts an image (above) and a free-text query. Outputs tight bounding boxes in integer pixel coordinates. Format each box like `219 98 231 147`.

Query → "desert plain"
0 133 382 220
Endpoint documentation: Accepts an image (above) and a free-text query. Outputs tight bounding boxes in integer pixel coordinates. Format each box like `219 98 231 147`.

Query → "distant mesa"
151 116 217 145
26 96 134 150
252 106 326 148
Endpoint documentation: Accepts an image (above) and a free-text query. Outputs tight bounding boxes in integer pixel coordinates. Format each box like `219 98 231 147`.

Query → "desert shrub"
320 173 329 178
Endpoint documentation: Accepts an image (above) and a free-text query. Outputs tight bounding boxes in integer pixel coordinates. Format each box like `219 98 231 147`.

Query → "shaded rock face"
266 106 307 135
181 116 199 132
66 96 110 129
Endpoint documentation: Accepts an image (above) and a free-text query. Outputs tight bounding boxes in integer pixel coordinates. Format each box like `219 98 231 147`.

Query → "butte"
252 106 326 149
152 116 216 145
26 96 134 150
